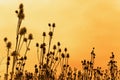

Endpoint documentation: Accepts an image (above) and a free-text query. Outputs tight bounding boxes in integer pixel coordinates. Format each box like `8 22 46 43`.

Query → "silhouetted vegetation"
1 3 120 80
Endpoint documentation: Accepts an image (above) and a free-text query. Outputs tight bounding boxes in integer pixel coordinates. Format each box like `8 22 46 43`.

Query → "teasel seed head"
28 33 33 40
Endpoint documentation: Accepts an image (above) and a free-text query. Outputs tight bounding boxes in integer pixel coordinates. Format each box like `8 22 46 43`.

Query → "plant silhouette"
1 3 120 80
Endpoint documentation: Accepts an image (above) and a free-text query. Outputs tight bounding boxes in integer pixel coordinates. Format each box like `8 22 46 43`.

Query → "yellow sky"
1 0 120 77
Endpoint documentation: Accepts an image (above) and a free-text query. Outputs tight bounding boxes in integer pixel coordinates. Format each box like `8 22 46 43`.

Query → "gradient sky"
0 0 120 78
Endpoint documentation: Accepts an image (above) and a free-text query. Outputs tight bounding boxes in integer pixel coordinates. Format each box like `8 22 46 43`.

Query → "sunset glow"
0 0 120 79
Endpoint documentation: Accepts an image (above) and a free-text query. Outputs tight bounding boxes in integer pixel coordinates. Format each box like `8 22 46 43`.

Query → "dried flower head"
19 3 24 9
61 53 65 58
53 45 56 50
7 56 10 61
36 43 39 47
28 33 33 40
23 37 27 42
7 41 12 49
11 51 19 56
19 27 27 35
15 10 18 14
59 49 61 52
66 53 69 58
49 31 53 37
55 57 58 61
24 56 27 60
64 48 67 52
18 3 25 19
48 23 51 27
43 32 46 37
4 37 8 42
52 23 55 28
57 42 60 46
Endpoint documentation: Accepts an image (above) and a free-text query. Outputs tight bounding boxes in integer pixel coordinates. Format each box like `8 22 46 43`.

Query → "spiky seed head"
24 56 27 60
49 31 53 37
15 10 18 14
11 51 19 56
28 33 33 40
42 43 46 47
48 23 51 27
52 23 55 28
64 48 67 52
36 43 39 47
35 64 37 68
53 45 56 50
55 57 58 61
59 49 61 52
61 53 65 58
22 63 25 66
43 32 46 36
66 53 69 58
23 37 27 42
57 42 60 46
19 3 23 9
7 41 12 49
4 37 8 42
7 56 10 61
19 27 27 35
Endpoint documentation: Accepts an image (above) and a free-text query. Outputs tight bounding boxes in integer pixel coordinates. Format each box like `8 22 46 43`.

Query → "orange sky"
0 0 120 78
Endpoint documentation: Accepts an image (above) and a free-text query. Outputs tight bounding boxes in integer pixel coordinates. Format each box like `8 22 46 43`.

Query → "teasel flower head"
19 3 23 9
7 41 12 49
19 27 27 35
43 32 46 37
28 33 33 40
66 53 70 58
64 48 67 52
61 53 65 58
40 44 43 49
49 31 53 37
23 37 27 42
55 57 58 61
24 56 27 60
4 37 8 42
11 51 19 56
52 23 55 28
48 23 51 27
36 43 39 47
57 42 60 46
34 64 37 68
7 56 10 61
15 10 18 14
59 48 61 53
18 3 25 19
53 45 56 50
